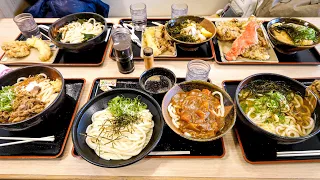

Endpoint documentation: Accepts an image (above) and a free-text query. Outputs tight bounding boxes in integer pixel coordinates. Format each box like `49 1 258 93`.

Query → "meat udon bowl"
162 81 236 142
0 65 65 131
235 73 320 144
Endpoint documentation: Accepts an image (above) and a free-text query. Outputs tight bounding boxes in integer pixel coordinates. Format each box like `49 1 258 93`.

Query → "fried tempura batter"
26 37 52 62
216 16 271 61
1 41 30 58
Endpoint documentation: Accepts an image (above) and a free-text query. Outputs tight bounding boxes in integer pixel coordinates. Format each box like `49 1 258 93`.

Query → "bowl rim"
48 12 107 46
235 73 320 140
165 15 216 45
161 80 236 142
267 17 320 48
0 65 65 126
139 67 177 95
72 88 164 168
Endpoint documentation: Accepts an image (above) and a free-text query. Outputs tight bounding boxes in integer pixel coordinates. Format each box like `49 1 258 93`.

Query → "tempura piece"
1 41 30 58
225 21 259 61
26 37 52 62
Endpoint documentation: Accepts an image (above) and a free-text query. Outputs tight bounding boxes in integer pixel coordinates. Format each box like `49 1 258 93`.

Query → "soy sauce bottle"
111 27 135 74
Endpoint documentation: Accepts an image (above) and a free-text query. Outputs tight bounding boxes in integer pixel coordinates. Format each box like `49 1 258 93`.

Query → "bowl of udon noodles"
267 17 320 54
235 73 320 144
72 88 163 168
0 65 65 131
48 12 108 53
162 80 236 142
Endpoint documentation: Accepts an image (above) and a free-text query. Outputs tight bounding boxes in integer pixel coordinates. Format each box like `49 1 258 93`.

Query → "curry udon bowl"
0 65 65 131
267 17 320 54
235 73 320 144
165 16 216 51
162 80 236 142
48 12 108 53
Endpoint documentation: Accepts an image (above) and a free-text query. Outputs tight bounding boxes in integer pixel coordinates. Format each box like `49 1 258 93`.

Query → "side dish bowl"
0 65 65 131
162 80 236 142
267 17 320 54
139 67 177 95
165 16 216 51
48 12 108 53
72 88 164 168
235 73 320 144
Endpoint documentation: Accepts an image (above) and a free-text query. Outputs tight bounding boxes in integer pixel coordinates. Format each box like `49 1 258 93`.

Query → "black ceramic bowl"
139 67 177 95
267 17 320 54
165 16 216 51
162 80 236 142
72 88 164 168
235 73 320 144
48 12 108 53
0 65 65 131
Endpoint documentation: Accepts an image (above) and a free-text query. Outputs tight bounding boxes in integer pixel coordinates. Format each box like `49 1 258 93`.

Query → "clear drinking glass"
171 3 188 18
111 27 135 74
186 60 211 81
13 13 41 38
130 3 147 31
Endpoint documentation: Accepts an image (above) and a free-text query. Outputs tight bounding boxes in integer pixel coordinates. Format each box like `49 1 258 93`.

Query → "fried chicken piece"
26 37 52 61
216 19 243 41
1 41 30 58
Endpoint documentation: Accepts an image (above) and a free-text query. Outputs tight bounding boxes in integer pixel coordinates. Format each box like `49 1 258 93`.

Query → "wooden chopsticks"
277 150 320 157
0 136 55 147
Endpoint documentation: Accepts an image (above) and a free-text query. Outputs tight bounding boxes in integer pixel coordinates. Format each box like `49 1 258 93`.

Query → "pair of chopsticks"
0 136 55 147
277 150 320 157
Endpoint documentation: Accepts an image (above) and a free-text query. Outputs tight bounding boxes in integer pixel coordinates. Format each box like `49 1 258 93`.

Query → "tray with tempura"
110 18 215 61
213 17 320 65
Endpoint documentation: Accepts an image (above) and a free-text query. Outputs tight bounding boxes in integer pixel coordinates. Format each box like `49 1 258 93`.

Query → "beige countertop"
0 17 320 180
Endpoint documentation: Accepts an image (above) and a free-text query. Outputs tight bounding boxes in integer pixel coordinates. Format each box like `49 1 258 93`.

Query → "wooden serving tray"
109 18 215 61
222 77 320 164
0 78 85 159
71 77 226 159
0 23 113 67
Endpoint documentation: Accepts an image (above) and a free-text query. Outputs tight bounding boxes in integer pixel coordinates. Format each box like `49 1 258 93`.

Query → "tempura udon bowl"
0 65 65 131
235 73 320 144
162 80 236 142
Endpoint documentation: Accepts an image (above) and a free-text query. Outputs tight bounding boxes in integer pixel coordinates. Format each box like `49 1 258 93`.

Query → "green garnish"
83 33 96 42
0 86 15 112
275 23 317 43
107 96 147 135
56 32 63 41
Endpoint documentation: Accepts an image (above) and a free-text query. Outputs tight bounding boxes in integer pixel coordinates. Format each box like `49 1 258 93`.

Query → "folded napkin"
0 65 11 78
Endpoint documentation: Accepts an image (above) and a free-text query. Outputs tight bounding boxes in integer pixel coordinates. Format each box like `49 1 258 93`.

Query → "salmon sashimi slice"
225 21 259 61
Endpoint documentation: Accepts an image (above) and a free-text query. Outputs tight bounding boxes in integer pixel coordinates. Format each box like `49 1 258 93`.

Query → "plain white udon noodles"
86 108 154 160
58 18 104 43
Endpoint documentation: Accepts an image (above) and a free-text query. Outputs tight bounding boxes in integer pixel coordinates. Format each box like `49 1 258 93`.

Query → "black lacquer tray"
109 18 215 61
223 78 320 164
0 23 112 67
72 77 225 158
0 79 85 159
213 22 320 65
